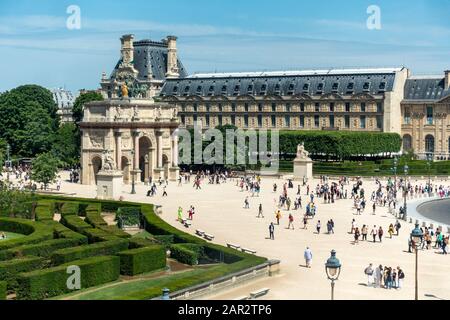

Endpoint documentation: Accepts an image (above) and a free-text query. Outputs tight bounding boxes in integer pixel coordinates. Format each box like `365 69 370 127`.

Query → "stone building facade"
80 99 180 185
401 71 450 160
159 68 408 135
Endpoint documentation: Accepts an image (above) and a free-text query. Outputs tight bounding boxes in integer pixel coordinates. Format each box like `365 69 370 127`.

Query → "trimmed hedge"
60 215 92 233
34 200 55 222
0 238 86 261
60 202 79 217
0 256 45 290
16 256 120 300
170 243 204 265
83 228 118 243
0 281 5 300
128 237 159 249
117 245 166 276
50 239 129 265
0 218 53 251
97 225 131 239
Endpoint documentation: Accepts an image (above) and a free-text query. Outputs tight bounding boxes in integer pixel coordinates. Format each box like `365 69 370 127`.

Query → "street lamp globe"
325 250 341 281
404 164 409 175
410 223 423 245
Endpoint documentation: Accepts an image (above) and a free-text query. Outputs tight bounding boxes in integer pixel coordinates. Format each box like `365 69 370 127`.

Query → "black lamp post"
325 250 341 300
392 157 398 193
426 153 433 196
130 150 136 195
410 224 423 300
403 164 409 220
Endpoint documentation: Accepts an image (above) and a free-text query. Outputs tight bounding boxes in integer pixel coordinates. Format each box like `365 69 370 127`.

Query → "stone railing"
152 259 280 300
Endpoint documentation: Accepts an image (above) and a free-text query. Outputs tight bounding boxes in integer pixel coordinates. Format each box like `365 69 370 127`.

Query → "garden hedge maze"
0 196 266 300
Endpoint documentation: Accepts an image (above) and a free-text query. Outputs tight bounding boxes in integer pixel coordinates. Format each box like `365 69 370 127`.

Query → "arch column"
115 131 122 170
156 130 163 169
132 130 142 183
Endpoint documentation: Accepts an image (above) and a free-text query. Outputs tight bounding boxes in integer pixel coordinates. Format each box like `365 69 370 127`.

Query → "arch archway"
91 156 102 185
425 135 435 154
403 134 412 151
139 136 153 182
121 156 130 184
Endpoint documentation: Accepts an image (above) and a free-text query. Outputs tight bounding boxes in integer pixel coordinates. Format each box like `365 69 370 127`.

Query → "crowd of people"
364 263 406 289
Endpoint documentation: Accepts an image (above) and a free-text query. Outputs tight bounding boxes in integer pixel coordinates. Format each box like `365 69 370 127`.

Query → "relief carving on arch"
89 133 104 149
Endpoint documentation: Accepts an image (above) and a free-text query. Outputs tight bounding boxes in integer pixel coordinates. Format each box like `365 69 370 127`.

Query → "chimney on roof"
120 34 135 67
445 70 450 90
165 35 180 79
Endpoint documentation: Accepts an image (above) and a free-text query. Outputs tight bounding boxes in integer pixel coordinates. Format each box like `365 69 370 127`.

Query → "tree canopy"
31 153 59 188
72 91 103 124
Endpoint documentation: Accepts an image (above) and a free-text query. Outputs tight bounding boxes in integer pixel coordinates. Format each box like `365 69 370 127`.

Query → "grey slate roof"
404 77 450 101
160 69 399 98
111 39 187 81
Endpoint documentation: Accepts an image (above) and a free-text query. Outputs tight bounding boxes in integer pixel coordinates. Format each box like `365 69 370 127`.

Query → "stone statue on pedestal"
293 142 313 180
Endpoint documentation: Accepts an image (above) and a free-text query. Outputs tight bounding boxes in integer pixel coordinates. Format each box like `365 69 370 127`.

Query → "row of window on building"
179 102 384 113
403 106 439 125
180 114 383 129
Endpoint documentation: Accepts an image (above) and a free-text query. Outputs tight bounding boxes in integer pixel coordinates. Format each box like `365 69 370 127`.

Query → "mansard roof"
404 76 450 102
111 39 188 82
160 67 401 98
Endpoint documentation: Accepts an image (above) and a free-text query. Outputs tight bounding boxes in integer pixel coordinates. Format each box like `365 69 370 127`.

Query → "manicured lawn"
0 231 25 241
58 268 209 300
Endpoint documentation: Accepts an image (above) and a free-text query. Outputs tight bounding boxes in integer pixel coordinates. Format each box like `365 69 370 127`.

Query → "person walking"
351 219 357 234
354 227 360 244
275 210 282 225
269 223 275 240
397 267 405 289
378 226 384 242
303 215 308 230
244 197 250 209
364 263 374 286
304 247 313 268
375 265 383 288
372 202 376 215
361 225 368 241
257 204 264 218
371 225 377 243
288 213 295 230
162 186 168 197
177 207 183 222
388 224 395 239
395 220 401 236
316 220 321 234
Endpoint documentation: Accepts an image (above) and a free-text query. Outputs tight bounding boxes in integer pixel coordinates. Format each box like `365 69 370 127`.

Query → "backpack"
364 267 373 275
398 271 405 279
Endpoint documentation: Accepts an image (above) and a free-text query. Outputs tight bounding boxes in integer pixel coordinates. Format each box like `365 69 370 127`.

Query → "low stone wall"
152 259 280 300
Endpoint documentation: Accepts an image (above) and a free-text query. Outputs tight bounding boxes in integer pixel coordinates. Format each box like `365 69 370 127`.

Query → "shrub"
85 213 108 227
34 200 55 222
82 228 118 243
0 256 45 290
50 239 129 265
0 218 53 251
60 215 92 233
0 238 86 261
128 237 159 249
16 256 120 300
60 202 79 216
153 235 175 248
117 245 166 276
97 225 130 238
170 244 204 265
0 281 5 300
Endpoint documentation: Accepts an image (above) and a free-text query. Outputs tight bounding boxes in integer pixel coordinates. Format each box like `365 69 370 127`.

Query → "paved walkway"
27 173 450 300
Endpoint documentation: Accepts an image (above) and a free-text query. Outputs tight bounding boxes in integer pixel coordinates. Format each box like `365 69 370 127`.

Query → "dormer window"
303 83 310 91
378 82 386 91
274 83 281 95
332 82 339 92
172 86 178 94
346 82 354 94
363 82 371 91
183 86 190 96
260 84 267 95
247 84 254 94
233 85 240 96
287 83 295 95
208 85 215 96
316 82 324 94
196 86 202 94
221 85 227 94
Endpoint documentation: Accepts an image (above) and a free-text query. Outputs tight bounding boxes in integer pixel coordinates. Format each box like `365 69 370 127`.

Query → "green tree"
0 85 58 157
52 123 79 166
72 92 103 124
31 153 59 189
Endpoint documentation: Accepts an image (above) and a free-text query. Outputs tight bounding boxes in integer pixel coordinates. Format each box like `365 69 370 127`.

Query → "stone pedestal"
96 170 123 200
169 167 180 181
293 159 313 181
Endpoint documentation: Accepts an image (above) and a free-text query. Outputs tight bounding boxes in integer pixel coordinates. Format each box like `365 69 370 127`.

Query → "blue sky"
0 0 449 92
